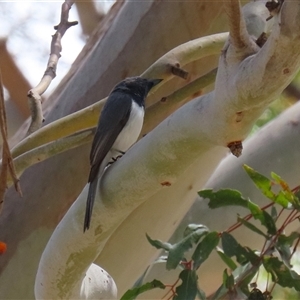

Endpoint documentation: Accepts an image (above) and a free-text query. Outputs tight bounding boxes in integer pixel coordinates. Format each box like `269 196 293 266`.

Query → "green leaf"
278 231 300 246
192 231 220 270
247 202 277 235
247 200 263 219
198 189 248 209
282 191 300 210
223 269 235 290
214 263 255 300
183 224 209 238
237 263 260 296
221 232 260 265
167 227 209 270
146 234 172 251
120 280 165 300
272 176 300 207
271 172 287 186
271 206 277 220
237 216 268 239
276 232 300 268
261 211 277 235
221 232 239 257
174 270 198 300
217 248 238 270
263 256 300 291
243 165 275 200
273 190 290 208
197 288 206 300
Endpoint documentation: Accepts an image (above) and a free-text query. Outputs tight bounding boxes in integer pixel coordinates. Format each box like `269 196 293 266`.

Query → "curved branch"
6 69 218 186
141 33 227 92
12 102 102 158
0 72 22 211
13 33 228 158
8 128 95 187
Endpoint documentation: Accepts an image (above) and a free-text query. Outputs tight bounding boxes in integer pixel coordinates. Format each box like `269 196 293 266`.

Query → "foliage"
120 165 300 299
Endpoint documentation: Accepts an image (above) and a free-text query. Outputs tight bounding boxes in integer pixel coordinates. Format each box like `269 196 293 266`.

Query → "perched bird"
84 77 162 231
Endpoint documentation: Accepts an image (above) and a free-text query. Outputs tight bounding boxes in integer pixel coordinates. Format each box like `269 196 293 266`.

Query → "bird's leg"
106 150 126 166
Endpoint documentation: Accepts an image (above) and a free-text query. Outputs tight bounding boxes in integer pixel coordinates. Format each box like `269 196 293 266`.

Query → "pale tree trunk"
0 1 226 299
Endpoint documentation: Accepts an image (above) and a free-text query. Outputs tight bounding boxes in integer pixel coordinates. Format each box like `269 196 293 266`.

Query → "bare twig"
0 72 8 212
0 71 22 212
169 63 188 79
223 0 259 58
27 0 78 135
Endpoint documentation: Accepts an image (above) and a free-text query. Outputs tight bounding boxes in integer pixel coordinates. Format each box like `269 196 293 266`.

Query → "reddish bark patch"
236 111 244 123
227 141 243 157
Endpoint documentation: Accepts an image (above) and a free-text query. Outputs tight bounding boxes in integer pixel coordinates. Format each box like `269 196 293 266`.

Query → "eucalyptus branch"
14 33 227 159
223 0 260 60
8 68 218 184
8 128 95 187
141 32 227 93
27 0 78 135
141 68 218 137
13 101 102 158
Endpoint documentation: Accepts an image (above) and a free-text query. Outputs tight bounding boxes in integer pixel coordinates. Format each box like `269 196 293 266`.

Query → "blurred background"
0 0 114 137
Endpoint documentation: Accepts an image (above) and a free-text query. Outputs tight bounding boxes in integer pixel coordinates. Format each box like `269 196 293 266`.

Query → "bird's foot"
111 155 123 162
106 151 125 166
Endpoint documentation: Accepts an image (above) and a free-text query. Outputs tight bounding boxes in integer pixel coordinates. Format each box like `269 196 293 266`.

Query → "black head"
113 77 162 104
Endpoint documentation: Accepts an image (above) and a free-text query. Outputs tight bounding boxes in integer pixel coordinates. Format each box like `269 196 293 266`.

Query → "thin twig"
27 0 78 135
0 71 22 213
223 0 259 57
0 71 9 212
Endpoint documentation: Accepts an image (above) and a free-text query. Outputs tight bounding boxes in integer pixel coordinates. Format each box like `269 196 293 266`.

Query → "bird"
84 76 162 232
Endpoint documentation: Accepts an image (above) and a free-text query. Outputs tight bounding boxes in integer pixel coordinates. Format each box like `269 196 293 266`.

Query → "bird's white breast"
112 100 144 155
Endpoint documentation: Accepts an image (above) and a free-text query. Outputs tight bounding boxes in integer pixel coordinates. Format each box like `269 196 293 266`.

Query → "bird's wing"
88 92 132 183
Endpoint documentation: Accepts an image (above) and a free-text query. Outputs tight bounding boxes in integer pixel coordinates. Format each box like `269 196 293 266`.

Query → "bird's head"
114 77 162 102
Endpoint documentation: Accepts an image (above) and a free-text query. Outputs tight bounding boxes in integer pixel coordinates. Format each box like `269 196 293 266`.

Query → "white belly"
111 100 144 155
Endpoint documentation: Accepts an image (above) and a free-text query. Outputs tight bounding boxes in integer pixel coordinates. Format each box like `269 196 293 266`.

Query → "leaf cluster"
121 165 300 299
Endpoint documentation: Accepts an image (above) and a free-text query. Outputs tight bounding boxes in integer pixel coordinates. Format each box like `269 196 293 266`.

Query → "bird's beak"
150 78 163 86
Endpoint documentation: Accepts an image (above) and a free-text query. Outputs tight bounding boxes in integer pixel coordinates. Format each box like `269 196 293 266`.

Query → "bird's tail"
83 178 98 232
